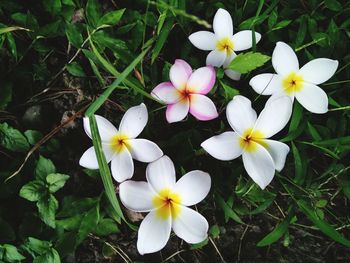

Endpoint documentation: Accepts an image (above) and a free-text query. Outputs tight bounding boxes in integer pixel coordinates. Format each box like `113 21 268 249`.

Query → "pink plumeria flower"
249 42 339 113
79 103 163 182
188 8 261 80
201 95 292 189
151 59 218 123
119 155 211 255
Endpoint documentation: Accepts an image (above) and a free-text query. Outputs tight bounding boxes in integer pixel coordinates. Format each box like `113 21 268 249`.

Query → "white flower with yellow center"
119 155 211 255
249 41 339 114
79 103 163 182
201 95 292 189
188 8 261 80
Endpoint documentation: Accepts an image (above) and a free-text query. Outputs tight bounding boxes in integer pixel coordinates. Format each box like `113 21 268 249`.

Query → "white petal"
272 42 299 76
263 140 290 171
223 51 237 68
232 31 261 51
186 66 216 95
201 131 243 161
166 98 190 123
295 83 328 114
213 8 233 38
173 170 211 206
298 58 338 85
242 142 275 189
189 94 218 121
146 155 176 193
188 31 216 50
119 181 155 212
137 211 172 255
83 115 118 142
170 59 192 91
119 103 148 139
224 69 241 80
172 206 208 244
151 82 182 104
226 95 257 136
128 139 163 163
249 73 282 95
253 96 292 138
206 49 227 67
79 145 114 169
111 149 134 182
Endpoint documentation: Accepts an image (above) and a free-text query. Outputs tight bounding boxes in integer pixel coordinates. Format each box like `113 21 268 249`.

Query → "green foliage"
228 52 271 74
0 123 29 152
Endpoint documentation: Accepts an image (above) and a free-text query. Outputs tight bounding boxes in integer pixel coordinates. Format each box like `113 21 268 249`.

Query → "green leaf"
6 33 17 60
257 206 295 246
190 238 208 250
19 180 46 201
65 24 83 48
271 20 292 31
291 142 304 185
66 62 85 77
324 0 342 11
24 237 51 255
35 156 56 181
0 122 29 152
33 248 60 263
151 17 174 63
3 244 25 262
228 52 270 74
86 0 102 27
46 173 70 193
220 81 240 101
97 9 125 27
77 205 100 244
24 130 43 145
209 225 220 238
216 194 243 224
0 26 30 35
297 199 350 247
93 218 119 236
42 0 62 16
37 195 59 228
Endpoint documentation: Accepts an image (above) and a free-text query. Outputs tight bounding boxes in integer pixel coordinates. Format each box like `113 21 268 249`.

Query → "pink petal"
186 66 216 95
189 94 218 121
165 98 190 123
151 82 182 104
170 59 192 92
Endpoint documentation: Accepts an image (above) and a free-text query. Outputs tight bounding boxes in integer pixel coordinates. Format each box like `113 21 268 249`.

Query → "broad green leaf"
6 33 17 60
35 156 56 181
66 62 85 77
77 205 100 244
3 244 25 262
220 81 239 101
297 199 350 247
0 122 29 152
151 17 174 63
24 237 51 255
325 0 342 11
257 206 295 246
86 0 102 27
46 173 70 193
33 248 60 263
93 218 119 236
209 225 220 238
24 130 43 145
190 238 208 250
19 180 46 201
56 215 82 231
42 0 62 16
228 52 270 74
65 23 83 48
57 196 99 217
97 9 125 27
37 195 59 228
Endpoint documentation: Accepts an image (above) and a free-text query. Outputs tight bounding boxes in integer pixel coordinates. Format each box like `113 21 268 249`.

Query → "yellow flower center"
239 128 267 153
110 133 131 153
153 188 182 220
282 72 304 95
216 37 234 56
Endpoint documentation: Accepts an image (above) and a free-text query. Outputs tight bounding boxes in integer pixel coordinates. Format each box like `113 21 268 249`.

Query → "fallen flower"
151 59 218 123
119 155 211 254
201 95 292 189
188 8 261 80
79 103 163 182
249 41 339 114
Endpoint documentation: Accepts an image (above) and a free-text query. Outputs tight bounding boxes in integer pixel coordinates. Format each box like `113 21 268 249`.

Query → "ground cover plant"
0 0 350 262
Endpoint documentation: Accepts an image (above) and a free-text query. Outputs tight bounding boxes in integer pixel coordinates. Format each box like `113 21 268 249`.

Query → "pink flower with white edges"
151 59 218 123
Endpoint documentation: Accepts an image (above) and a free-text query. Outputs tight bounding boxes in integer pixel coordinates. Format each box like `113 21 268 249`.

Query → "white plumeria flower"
188 8 261 80
201 95 292 189
119 155 211 255
151 59 218 123
249 41 339 114
79 103 163 182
